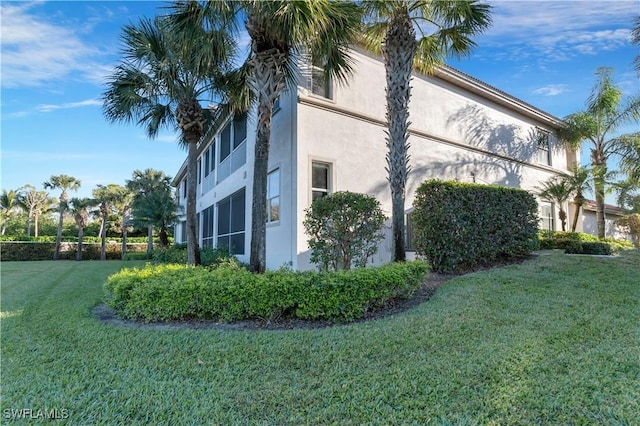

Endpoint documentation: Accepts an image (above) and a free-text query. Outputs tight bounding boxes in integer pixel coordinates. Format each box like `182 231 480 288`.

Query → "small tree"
303 191 385 271
536 176 574 232
69 197 96 261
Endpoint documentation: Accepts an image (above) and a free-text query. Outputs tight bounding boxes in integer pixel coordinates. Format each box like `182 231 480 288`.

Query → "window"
405 212 415 252
201 205 214 248
218 114 247 182
197 158 202 184
309 57 332 99
311 162 331 201
217 188 246 255
536 129 551 165
179 220 186 244
182 180 187 200
539 201 554 231
267 169 280 223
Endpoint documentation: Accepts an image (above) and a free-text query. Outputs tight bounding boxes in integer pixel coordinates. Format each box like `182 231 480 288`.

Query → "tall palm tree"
173 0 361 273
536 177 574 232
559 67 640 238
560 165 592 232
103 13 236 265
44 174 81 260
92 184 122 260
127 169 174 258
0 188 23 236
107 185 134 260
361 0 492 262
18 185 52 238
69 197 96 261
131 189 179 248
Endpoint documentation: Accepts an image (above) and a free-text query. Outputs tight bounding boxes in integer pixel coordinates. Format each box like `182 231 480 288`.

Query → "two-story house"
173 46 574 270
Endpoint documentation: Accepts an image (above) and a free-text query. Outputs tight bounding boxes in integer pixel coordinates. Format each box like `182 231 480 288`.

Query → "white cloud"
533 84 569 96
0 2 101 88
35 99 102 112
480 1 636 62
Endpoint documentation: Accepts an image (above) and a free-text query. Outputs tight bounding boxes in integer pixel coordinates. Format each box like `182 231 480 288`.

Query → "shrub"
412 180 539 273
303 191 386 271
565 241 613 255
152 244 236 267
104 261 430 323
617 214 640 250
539 231 632 252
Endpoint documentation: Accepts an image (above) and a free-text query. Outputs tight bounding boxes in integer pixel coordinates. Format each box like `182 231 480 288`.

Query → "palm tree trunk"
247 44 287 273
595 179 606 239
121 207 129 260
571 200 582 232
185 141 201 265
383 12 417 262
558 208 567 232
54 208 64 260
100 216 107 261
77 228 84 261
147 224 154 259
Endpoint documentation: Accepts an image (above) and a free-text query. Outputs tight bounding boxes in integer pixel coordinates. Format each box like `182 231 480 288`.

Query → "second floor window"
309 57 332 100
311 162 331 202
267 169 280 223
536 129 551 165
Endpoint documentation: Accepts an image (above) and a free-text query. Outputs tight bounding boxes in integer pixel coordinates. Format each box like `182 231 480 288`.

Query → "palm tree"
173 0 361 273
108 185 134 260
103 13 236 265
0 188 23 236
559 67 640 238
92 184 122 260
561 165 592 232
361 0 492 262
69 197 96 261
18 185 52 237
131 189 179 248
44 175 81 260
127 169 174 258
536 177 574 232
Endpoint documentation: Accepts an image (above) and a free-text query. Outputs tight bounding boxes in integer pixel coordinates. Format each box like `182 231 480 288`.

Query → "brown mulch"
92 271 456 332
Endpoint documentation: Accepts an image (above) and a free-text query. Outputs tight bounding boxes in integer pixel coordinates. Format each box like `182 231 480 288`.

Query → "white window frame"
539 201 555 231
267 168 280 224
311 161 332 202
536 129 552 166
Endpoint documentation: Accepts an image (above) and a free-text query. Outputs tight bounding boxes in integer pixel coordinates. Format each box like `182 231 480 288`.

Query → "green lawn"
2 252 639 425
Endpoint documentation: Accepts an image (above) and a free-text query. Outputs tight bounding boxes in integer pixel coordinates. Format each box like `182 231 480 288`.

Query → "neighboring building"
173 47 575 270
581 200 629 240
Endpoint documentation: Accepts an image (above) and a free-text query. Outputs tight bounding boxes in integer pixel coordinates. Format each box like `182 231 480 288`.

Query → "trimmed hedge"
539 231 633 252
412 180 539 273
104 261 430 323
0 235 173 244
0 242 147 261
565 241 613 256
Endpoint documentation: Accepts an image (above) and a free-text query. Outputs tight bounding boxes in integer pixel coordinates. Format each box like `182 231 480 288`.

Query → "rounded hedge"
104 261 430 323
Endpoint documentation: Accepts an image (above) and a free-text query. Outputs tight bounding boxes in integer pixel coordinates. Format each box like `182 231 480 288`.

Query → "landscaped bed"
2 251 639 424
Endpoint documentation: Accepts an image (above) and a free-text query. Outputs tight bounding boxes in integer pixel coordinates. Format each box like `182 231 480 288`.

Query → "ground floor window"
539 201 555 231
267 168 280 223
405 212 415 252
311 162 331 202
217 188 246 255
201 206 214 248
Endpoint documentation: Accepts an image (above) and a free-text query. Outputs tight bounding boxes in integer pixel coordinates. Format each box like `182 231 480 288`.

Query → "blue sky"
1 1 639 200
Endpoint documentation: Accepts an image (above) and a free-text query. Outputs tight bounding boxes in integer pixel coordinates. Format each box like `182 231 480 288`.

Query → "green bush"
412 180 539 273
151 244 237 267
565 241 613 255
104 261 430 323
0 242 147 261
539 231 632 252
303 191 386 271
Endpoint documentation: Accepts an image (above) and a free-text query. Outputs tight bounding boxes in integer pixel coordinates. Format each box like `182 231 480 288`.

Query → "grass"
1 252 639 425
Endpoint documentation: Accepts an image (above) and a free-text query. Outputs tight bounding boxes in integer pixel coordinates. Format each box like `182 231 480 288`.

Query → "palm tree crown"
536 177 574 232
